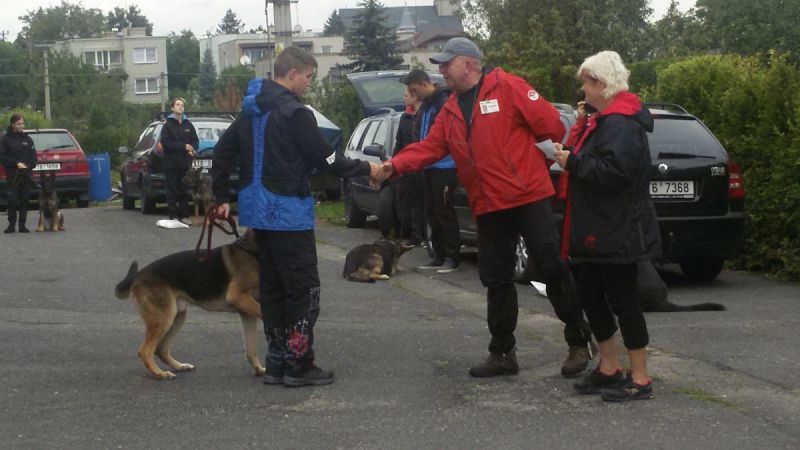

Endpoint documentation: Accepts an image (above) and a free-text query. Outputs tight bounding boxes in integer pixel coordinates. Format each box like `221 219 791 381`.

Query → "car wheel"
121 177 135 210
343 180 366 228
513 235 535 283
140 193 156 214
377 186 397 238
679 257 725 282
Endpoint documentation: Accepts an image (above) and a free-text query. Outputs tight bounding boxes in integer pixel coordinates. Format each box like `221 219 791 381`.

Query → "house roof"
338 5 463 35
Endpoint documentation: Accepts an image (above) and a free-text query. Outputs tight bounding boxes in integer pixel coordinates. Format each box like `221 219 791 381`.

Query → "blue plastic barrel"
87 152 112 201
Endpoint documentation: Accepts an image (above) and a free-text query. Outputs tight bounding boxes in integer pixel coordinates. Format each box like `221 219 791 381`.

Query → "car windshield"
192 121 231 153
649 117 726 159
352 77 408 106
30 132 76 152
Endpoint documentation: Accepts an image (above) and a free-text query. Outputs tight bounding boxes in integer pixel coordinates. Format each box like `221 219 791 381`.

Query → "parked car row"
342 98 745 282
0 128 91 211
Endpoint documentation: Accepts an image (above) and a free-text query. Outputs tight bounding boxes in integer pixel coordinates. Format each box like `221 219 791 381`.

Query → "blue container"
87 152 112 201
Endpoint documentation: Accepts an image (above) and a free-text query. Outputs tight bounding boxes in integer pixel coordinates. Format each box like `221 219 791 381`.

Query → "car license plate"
33 163 61 171
193 159 212 169
650 181 694 199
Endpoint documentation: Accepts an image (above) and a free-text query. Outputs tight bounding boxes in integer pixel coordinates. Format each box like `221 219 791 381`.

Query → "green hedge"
656 53 800 279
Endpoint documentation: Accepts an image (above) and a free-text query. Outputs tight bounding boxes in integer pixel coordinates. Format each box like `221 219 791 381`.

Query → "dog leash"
11 170 41 189
195 207 240 261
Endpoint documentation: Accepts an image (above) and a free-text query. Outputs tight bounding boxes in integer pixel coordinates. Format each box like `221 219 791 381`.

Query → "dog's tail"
647 300 726 312
114 261 139 299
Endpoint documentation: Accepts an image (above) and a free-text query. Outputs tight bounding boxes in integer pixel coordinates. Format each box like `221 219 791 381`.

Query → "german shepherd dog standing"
182 168 213 221
36 171 64 232
343 239 414 282
114 229 266 380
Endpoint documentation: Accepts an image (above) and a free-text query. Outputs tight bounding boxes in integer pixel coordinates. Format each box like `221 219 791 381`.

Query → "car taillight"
728 161 744 200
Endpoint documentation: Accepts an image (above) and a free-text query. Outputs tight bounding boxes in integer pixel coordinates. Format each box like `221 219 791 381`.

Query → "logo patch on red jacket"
527 90 540 101
583 235 597 249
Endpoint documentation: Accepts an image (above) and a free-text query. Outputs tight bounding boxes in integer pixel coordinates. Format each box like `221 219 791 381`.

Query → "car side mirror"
363 144 387 161
118 145 129 154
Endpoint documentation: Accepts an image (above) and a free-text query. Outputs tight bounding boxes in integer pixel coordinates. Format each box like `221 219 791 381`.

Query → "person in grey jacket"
1 114 37 233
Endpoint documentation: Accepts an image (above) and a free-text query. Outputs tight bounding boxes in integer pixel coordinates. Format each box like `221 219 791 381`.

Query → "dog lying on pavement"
343 239 414 282
114 229 265 380
36 172 64 232
637 260 725 312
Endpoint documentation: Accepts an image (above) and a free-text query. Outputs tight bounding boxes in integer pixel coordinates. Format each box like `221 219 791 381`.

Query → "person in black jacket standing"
392 87 425 245
160 97 198 224
554 51 660 402
213 47 379 387
1 114 37 233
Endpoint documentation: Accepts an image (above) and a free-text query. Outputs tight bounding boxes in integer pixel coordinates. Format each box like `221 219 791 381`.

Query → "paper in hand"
535 139 557 159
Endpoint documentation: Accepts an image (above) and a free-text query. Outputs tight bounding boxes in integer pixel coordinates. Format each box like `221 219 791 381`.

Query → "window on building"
84 50 123 70
242 47 268 63
133 47 157 64
321 45 333 54
135 77 159 94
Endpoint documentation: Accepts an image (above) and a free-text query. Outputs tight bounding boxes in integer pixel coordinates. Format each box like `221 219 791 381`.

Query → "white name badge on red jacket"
480 99 500 114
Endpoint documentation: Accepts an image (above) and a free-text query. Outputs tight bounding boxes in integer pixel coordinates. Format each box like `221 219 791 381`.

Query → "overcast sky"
1 0 694 42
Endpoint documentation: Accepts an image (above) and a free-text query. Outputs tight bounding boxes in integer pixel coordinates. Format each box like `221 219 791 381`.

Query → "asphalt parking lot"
1 204 798 449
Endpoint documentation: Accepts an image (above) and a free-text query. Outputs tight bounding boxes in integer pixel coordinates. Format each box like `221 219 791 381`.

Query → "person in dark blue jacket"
160 97 198 224
402 69 461 273
212 47 378 387
1 114 37 233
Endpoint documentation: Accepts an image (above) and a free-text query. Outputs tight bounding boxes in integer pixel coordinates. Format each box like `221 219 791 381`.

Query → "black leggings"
572 263 649 350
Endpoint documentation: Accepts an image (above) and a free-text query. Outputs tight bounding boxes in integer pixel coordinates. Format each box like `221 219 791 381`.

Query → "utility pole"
34 44 54 121
160 72 168 112
265 0 272 79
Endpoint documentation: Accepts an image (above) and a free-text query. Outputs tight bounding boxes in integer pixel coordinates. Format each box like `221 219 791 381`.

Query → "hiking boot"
262 364 285 385
573 366 625 395
283 363 335 387
418 259 444 270
600 375 654 402
468 350 519 378
436 258 459 274
18 226 30 233
561 342 597 378
4 226 14 234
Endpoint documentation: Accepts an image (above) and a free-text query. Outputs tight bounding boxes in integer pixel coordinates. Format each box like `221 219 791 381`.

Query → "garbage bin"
87 152 112 202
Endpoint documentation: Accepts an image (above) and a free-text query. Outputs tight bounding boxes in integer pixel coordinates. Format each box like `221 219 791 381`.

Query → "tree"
344 0 403 71
17 2 106 43
217 9 244 35
197 48 217 106
106 5 153 35
214 65 254 111
323 10 346 36
0 42 29 108
649 1 709 59
167 30 200 95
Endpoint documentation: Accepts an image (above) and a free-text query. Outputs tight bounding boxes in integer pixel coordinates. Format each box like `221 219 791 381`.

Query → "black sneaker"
600 375 654 402
283 364 335 387
468 350 519 378
573 367 625 395
418 259 444 270
18 226 30 233
436 258 459 274
262 366 285 385
4 226 14 234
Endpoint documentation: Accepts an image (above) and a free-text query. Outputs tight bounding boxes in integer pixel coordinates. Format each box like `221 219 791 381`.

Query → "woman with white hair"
553 51 661 402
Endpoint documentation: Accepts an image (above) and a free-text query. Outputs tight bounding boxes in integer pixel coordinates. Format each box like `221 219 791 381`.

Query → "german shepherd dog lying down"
638 260 726 312
343 239 414 282
36 172 64 232
115 229 265 380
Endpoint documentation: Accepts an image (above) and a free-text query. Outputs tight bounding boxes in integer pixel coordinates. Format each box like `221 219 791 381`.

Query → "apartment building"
53 27 169 105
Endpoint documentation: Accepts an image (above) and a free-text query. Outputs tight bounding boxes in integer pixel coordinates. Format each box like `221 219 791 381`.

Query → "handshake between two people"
367 161 394 188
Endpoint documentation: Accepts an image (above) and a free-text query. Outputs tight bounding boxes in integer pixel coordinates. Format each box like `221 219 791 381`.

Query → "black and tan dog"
36 172 64 232
637 260 725 312
114 229 265 380
182 168 213 221
343 238 414 282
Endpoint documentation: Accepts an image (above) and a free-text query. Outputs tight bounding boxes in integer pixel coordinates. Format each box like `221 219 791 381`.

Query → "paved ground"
1 204 798 449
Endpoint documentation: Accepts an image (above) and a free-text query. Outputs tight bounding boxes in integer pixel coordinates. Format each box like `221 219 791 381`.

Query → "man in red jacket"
373 37 594 378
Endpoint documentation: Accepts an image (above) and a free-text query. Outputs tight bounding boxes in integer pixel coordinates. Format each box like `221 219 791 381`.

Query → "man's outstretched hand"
369 162 393 188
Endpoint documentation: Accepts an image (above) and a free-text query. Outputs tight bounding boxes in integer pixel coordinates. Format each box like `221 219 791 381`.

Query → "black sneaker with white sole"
283 364 335 387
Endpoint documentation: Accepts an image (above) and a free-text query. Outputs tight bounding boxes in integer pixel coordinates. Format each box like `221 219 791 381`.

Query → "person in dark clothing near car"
392 87 425 245
402 69 461 273
553 51 660 402
160 97 198 225
1 114 37 233
373 37 595 378
212 47 379 387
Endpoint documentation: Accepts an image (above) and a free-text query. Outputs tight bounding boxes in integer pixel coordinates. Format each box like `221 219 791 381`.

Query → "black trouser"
6 169 31 228
423 169 460 263
572 263 649 350
476 199 591 354
254 229 321 371
165 168 189 219
395 172 425 241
